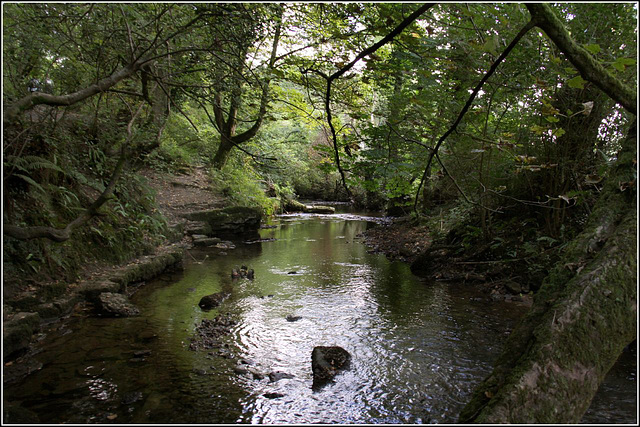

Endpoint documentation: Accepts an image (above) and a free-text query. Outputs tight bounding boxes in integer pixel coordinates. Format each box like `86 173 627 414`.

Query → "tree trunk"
459 121 637 423
212 135 234 169
210 6 283 170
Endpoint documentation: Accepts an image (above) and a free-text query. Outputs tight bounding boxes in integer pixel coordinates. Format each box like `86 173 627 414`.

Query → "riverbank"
4 208 536 424
360 214 535 306
4 201 635 424
3 166 228 368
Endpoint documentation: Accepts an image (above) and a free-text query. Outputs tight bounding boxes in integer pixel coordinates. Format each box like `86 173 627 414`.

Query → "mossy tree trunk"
459 121 637 423
459 5 637 422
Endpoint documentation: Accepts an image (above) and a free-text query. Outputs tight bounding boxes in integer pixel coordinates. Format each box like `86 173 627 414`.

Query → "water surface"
4 211 636 423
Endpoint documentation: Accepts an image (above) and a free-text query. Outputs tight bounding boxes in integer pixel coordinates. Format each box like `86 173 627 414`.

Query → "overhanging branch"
413 19 536 213
526 3 636 115
314 3 434 200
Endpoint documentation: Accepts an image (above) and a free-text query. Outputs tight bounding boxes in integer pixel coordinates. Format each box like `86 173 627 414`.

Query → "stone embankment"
3 249 184 361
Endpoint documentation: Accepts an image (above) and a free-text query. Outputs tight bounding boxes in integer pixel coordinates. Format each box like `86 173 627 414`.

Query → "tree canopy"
2 3 637 423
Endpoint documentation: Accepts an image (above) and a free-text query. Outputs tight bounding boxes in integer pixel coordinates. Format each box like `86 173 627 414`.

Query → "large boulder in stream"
182 206 262 237
311 346 351 389
96 293 140 317
198 291 230 310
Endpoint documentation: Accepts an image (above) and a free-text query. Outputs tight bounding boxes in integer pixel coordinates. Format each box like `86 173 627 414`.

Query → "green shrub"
209 164 279 216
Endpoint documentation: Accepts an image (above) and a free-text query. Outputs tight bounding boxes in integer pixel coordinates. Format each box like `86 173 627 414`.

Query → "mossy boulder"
182 207 262 236
3 312 41 361
283 199 335 214
35 295 82 319
96 292 140 317
109 250 183 286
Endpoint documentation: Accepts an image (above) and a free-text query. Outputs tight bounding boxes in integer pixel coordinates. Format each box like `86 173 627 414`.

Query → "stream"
4 209 636 423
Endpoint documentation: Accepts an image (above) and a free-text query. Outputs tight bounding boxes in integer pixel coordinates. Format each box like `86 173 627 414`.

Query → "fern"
67 169 106 192
13 173 46 193
6 155 64 174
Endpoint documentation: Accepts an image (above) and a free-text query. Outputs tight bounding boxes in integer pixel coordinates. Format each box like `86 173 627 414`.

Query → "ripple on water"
5 213 636 424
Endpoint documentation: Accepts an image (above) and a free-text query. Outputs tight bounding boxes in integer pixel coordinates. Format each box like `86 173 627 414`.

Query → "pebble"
268 371 295 382
234 365 249 375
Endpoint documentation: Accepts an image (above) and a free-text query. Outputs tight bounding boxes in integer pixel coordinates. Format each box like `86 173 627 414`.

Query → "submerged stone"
121 391 144 405
198 291 230 310
97 293 140 317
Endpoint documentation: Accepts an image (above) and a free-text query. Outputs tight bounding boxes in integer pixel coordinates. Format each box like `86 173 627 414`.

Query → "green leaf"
612 61 626 72
545 116 560 123
584 44 601 54
611 57 635 72
482 35 500 55
553 127 566 138
530 124 547 134
567 75 586 89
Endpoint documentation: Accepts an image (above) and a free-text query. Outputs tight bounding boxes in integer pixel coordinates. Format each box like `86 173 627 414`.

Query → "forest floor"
47 165 225 289
140 164 226 226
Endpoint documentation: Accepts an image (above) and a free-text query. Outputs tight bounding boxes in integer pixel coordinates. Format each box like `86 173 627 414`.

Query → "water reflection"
3 212 636 424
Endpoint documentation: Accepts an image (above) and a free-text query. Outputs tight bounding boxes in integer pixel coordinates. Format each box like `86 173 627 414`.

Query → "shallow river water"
4 210 637 423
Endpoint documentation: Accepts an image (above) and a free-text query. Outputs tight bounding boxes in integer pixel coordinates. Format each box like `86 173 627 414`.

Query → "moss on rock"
182 206 262 236
3 312 41 360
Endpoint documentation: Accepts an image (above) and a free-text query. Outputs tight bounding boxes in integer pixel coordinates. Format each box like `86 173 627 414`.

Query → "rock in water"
268 371 295 382
311 346 351 389
97 293 140 317
198 291 230 310
232 266 254 280
286 315 302 322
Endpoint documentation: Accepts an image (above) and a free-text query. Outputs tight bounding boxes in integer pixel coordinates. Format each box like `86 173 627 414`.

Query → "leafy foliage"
2 3 636 286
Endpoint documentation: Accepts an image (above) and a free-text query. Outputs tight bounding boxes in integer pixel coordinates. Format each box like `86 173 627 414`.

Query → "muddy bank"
360 216 534 305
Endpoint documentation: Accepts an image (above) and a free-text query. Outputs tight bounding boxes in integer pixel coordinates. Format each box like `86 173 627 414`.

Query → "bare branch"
314 3 435 200
414 19 537 213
